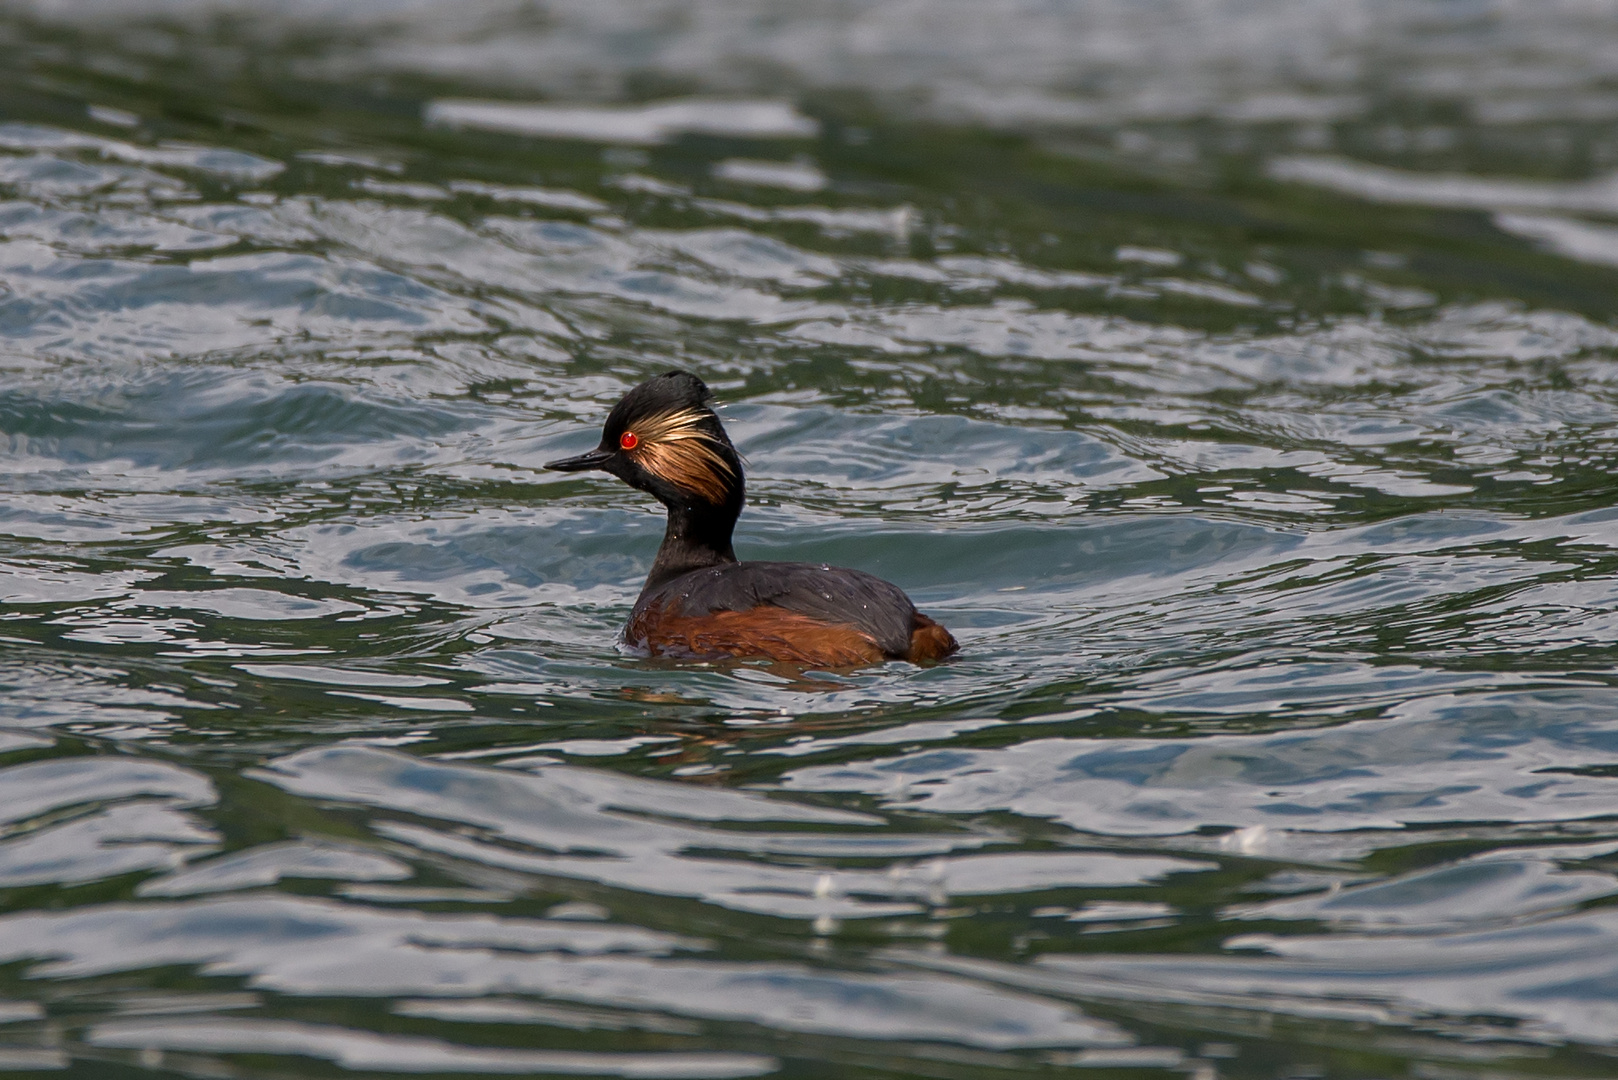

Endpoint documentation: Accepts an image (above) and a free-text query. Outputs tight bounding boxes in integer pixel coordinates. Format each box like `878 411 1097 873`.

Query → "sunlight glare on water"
3 1 1618 1077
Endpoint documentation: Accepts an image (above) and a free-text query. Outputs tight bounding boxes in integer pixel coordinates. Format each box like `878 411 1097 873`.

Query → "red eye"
619 431 639 450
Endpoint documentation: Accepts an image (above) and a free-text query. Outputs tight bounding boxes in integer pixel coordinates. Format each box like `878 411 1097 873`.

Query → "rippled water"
6 2 1618 1077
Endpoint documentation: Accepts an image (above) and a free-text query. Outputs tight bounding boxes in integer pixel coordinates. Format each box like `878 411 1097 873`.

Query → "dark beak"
544 447 615 472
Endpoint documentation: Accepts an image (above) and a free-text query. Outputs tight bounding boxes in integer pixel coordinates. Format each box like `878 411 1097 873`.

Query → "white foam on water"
425 98 819 145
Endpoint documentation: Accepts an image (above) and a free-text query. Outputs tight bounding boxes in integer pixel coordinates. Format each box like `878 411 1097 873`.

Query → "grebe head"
544 370 744 513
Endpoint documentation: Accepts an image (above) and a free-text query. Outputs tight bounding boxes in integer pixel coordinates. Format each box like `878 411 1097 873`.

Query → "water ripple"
1 5 1618 1077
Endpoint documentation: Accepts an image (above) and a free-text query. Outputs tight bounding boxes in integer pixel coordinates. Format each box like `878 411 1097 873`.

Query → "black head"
544 371 745 513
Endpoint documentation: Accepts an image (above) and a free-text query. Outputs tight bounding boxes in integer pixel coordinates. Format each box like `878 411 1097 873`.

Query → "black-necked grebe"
544 371 958 667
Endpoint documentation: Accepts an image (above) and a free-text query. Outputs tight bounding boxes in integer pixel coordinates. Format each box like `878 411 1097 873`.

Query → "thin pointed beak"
544 446 615 472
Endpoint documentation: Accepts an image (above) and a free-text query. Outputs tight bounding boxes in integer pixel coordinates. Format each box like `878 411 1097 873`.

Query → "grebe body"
545 371 957 667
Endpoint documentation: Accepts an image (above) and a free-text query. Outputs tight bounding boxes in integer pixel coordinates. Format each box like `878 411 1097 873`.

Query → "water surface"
4 2 1618 1077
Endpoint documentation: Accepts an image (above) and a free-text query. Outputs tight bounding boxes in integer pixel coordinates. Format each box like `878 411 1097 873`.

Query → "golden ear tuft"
623 407 735 502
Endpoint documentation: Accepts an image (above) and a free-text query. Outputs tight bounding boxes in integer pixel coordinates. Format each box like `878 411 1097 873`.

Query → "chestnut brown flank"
630 604 886 668
907 614 957 664
630 602 958 668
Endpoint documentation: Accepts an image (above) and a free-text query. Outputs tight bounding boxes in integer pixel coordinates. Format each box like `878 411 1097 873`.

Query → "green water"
4 3 1618 1078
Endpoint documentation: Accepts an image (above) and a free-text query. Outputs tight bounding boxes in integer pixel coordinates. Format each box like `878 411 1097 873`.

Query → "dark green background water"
4 2 1618 1077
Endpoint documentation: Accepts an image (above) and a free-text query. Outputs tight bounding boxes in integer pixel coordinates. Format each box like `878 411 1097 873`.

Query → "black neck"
643 500 740 592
